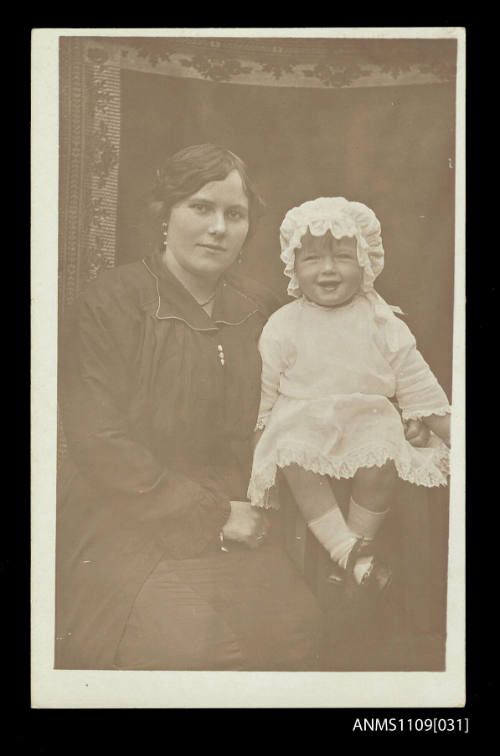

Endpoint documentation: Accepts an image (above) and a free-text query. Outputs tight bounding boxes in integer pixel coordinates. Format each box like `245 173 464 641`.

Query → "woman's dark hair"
151 143 266 239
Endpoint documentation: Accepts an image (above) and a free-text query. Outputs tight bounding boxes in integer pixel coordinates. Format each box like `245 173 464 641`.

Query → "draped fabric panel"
58 38 121 460
59 38 121 318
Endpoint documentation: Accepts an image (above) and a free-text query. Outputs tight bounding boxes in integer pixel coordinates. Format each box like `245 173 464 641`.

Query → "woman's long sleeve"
60 290 230 558
388 317 451 420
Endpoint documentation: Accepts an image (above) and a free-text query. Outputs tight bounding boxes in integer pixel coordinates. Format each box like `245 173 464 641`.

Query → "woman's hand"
404 418 431 447
222 501 269 549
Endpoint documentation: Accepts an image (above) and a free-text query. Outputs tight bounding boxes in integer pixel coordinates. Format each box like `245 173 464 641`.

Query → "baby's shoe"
345 538 392 600
326 562 345 585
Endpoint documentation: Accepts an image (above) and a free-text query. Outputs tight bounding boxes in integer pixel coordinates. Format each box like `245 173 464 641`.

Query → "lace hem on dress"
248 442 450 510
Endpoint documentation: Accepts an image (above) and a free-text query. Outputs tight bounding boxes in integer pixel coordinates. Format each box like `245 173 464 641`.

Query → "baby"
248 197 451 592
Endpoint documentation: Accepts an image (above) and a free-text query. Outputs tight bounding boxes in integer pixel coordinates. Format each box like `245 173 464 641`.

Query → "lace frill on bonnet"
280 197 403 350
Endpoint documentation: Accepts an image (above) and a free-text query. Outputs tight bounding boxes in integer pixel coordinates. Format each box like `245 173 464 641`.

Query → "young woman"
56 144 324 670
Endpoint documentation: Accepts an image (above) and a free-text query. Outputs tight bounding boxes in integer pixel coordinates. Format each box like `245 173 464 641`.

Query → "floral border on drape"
59 38 121 316
113 36 456 88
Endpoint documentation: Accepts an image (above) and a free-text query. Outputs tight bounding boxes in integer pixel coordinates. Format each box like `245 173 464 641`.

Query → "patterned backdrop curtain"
59 35 456 312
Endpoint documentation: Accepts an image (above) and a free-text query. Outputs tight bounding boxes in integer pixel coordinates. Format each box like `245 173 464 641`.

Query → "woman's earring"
237 250 243 265
161 222 168 253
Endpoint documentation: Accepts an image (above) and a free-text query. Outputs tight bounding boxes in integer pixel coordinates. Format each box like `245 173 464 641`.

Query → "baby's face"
294 230 362 307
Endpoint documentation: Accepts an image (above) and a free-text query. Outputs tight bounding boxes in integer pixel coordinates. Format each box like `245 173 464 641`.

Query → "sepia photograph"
31 27 465 708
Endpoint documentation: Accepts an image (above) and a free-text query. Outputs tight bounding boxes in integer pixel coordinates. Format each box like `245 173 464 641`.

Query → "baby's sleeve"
255 314 288 430
387 317 451 421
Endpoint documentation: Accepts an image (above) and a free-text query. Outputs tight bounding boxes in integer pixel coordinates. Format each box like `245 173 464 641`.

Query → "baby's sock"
347 497 389 540
308 507 357 570
347 497 389 584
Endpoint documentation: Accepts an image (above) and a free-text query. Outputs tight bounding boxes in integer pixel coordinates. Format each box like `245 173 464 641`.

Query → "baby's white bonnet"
280 196 403 350
280 196 384 298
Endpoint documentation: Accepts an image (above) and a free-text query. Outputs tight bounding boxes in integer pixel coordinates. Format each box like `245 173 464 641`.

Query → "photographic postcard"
31 26 465 709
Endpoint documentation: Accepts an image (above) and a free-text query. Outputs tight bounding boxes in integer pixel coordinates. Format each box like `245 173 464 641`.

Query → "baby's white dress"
248 294 451 509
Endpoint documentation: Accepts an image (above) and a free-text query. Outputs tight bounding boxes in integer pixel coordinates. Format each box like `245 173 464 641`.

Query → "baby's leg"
351 461 398 513
281 464 357 570
281 464 343 521
347 461 397 583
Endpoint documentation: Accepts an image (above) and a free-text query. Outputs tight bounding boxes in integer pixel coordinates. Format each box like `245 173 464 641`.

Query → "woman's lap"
115 539 323 670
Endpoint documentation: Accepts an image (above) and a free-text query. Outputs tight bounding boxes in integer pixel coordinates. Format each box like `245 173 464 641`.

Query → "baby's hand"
404 418 430 447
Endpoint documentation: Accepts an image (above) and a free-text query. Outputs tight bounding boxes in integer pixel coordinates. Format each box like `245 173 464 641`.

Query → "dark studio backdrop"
117 63 455 398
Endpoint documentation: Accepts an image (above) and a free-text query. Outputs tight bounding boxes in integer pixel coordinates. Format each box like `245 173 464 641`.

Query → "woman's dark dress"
56 253 322 670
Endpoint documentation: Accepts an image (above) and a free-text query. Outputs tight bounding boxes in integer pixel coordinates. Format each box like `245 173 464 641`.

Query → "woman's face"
164 169 250 281
295 231 362 307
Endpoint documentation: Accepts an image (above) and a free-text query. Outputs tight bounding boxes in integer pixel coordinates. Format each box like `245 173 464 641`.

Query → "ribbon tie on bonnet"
280 197 403 352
